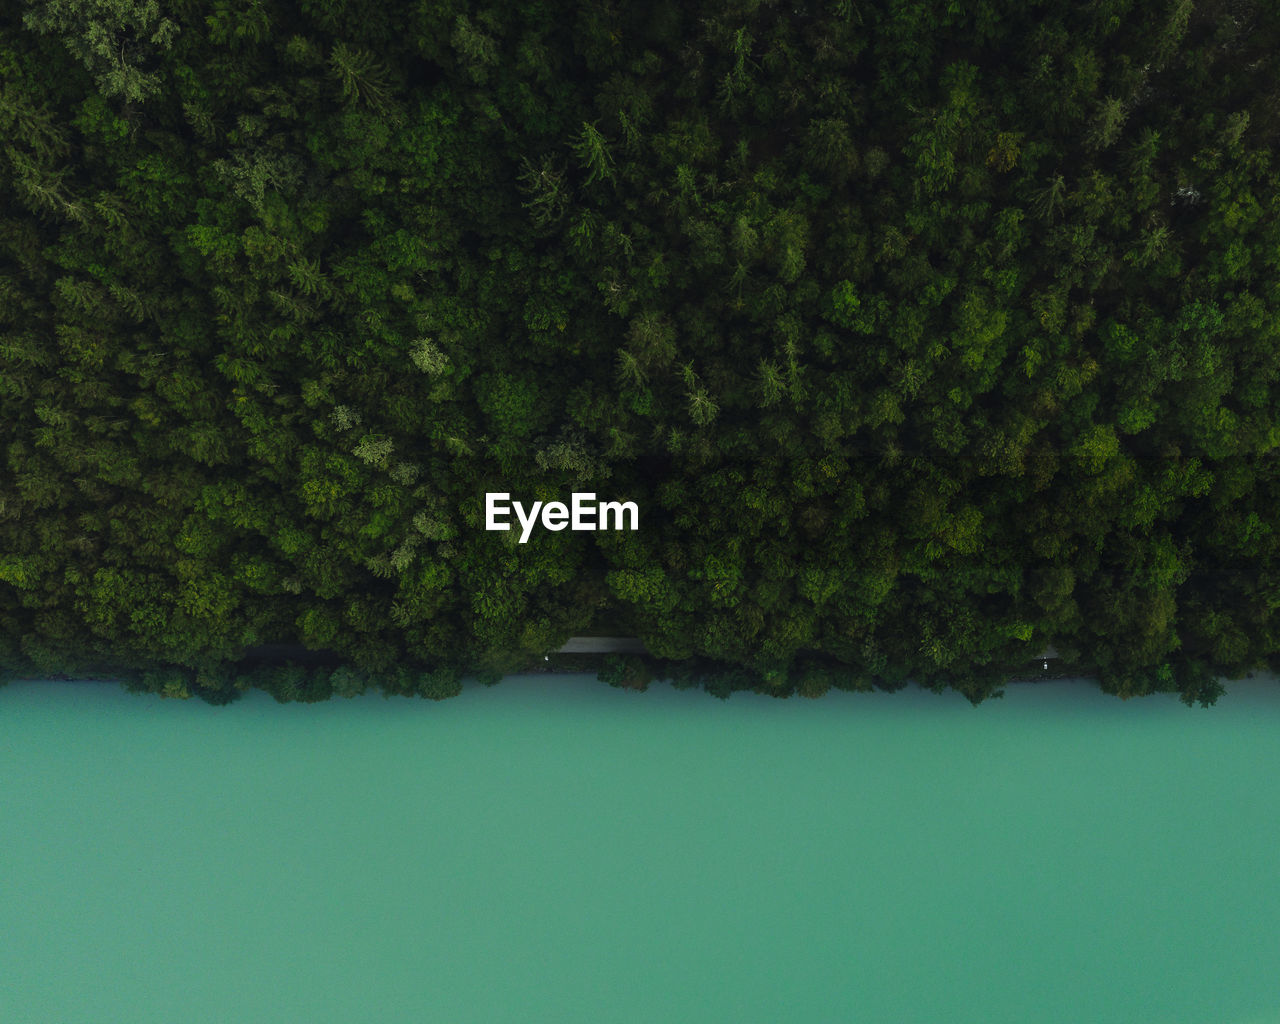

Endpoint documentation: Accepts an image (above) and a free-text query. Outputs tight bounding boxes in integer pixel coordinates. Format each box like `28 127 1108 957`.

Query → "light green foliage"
571 120 616 186
352 433 393 468
534 433 610 481
327 41 393 114
1085 95 1128 151
1031 174 1067 224
450 13 499 85
22 0 178 105
409 337 449 375
827 281 877 334
330 405 361 431
607 566 674 611
516 154 569 228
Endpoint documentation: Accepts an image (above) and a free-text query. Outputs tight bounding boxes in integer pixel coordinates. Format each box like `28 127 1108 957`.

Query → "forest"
1 0 1278 706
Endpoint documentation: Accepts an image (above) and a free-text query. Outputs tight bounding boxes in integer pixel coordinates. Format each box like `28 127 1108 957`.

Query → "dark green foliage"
599 653 652 692
2 0 1278 706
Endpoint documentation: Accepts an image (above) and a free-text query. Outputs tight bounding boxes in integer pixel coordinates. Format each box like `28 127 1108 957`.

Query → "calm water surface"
2 674 1279 1023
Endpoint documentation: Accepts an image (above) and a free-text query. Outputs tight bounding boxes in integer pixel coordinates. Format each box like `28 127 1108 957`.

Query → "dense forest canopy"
1 0 1278 705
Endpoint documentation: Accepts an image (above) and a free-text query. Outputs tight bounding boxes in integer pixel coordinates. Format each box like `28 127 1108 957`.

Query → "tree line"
2 0 1278 705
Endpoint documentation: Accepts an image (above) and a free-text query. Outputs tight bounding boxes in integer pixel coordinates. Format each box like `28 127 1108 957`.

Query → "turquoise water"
3 674 1279 1024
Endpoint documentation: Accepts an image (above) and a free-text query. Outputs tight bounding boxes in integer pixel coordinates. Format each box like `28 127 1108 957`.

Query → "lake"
2 673 1278 1023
